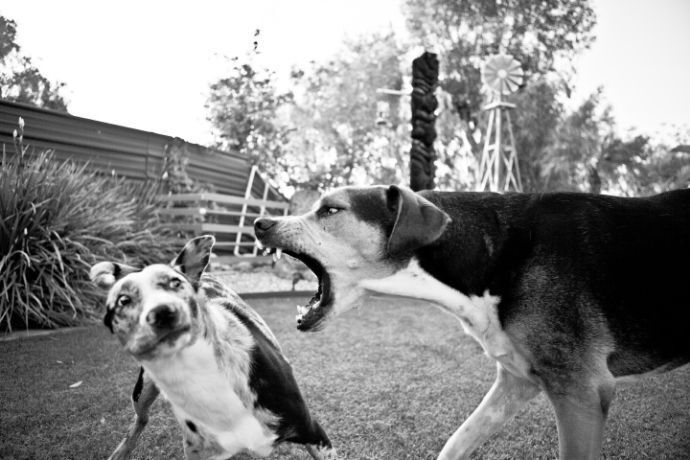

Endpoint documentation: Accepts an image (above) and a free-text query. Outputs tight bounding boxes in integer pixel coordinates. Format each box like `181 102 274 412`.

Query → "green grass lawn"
1 296 688 459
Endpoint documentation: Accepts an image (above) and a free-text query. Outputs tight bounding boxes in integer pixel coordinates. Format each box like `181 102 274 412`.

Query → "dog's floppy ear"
170 235 215 283
90 262 139 333
386 185 451 255
90 262 139 290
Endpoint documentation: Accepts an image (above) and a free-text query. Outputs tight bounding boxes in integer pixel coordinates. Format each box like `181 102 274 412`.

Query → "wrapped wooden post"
409 52 439 191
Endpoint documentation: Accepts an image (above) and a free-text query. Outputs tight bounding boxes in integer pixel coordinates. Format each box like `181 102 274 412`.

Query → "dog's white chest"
360 259 531 379
143 340 276 456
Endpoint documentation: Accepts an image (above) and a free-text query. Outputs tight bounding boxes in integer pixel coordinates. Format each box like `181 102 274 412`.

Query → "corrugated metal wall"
0 100 282 200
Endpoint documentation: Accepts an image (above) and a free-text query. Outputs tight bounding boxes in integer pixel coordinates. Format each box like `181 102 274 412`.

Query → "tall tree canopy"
207 57 293 184
404 0 599 192
288 31 407 189
0 16 68 112
404 0 596 113
206 2 688 195
207 31 407 192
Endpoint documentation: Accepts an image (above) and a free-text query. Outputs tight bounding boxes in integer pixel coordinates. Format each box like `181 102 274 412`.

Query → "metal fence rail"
158 187 289 263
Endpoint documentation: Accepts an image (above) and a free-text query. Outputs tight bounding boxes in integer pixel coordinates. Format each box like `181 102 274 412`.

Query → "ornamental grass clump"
0 128 181 331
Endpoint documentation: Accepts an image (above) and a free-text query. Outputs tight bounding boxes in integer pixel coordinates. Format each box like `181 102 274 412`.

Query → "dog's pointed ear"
170 235 215 283
386 185 451 255
90 262 139 290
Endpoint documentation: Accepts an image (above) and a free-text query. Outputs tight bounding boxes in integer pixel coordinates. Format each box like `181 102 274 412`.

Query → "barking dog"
254 185 690 459
90 236 335 460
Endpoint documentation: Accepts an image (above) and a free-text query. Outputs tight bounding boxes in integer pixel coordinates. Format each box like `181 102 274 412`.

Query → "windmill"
477 54 523 192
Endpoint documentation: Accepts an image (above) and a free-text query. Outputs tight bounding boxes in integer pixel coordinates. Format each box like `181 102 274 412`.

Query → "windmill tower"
477 54 523 192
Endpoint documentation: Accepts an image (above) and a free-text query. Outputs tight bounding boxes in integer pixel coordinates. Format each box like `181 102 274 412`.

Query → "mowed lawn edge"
1 297 688 459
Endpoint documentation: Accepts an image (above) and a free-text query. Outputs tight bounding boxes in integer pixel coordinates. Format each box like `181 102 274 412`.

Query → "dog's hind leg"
437 363 540 460
546 373 616 460
108 367 160 460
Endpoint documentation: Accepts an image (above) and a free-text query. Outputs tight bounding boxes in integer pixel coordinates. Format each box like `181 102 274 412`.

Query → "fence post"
252 180 271 256
234 165 257 256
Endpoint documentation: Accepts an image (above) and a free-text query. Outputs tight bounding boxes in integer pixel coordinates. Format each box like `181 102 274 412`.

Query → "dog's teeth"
276 248 283 260
255 240 264 250
272 252 278 263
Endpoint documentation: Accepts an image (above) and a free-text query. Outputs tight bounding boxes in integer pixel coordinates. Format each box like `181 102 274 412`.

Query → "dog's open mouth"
272 249 333 331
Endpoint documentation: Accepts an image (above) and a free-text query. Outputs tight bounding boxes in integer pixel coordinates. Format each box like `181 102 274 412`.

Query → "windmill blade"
506 59 523 73
503 73 523 94
481 54 524 95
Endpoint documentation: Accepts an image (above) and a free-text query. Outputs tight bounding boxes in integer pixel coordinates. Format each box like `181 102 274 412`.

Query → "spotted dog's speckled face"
254 185 450 331
90 236 214 359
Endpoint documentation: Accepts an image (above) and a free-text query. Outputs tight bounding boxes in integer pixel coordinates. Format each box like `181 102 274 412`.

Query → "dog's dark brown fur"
254 185 690 459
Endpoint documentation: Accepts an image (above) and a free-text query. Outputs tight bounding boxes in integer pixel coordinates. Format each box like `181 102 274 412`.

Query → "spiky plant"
0 122 182 331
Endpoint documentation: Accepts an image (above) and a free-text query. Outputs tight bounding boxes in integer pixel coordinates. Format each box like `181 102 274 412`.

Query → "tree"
0 16 68 112
206 31 294 187
287 31 407 190
403 0 596 190
596 131 690 195
540 90 690 195
540 89 613 191
404 0 595 112
207 31 406 192
510 79 563 192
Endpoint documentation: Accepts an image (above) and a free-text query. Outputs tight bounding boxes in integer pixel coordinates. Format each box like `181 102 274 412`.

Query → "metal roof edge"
0 99 246 161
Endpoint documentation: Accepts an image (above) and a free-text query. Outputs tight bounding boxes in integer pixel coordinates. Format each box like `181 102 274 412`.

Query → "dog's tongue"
296 304 312 318
296 302 327 331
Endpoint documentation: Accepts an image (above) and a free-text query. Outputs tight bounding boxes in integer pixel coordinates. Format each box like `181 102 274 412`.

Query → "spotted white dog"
90 236 335 460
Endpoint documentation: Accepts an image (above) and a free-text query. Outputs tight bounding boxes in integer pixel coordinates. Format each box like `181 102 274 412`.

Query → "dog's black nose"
146 304 178 329
254 217 277 237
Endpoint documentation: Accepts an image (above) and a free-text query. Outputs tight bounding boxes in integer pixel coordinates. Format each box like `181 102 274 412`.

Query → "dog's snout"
146 304 178 329
254 217 277 237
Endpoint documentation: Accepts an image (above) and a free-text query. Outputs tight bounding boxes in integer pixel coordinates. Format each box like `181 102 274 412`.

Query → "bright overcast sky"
2 0 689 146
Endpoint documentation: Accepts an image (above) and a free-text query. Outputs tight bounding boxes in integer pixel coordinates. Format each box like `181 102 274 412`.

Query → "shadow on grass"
1 297 688 459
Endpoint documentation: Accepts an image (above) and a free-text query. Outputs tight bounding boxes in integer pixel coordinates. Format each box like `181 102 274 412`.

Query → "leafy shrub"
0 142 183 331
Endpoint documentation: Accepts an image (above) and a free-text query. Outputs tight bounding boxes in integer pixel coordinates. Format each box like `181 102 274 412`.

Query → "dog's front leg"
546 376 615 460
108 368 160 460
437 363 540 460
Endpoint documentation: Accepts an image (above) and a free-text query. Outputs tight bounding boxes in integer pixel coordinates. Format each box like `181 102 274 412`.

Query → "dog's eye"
319 206 342 217
116 295 131 308
168 278 181 289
